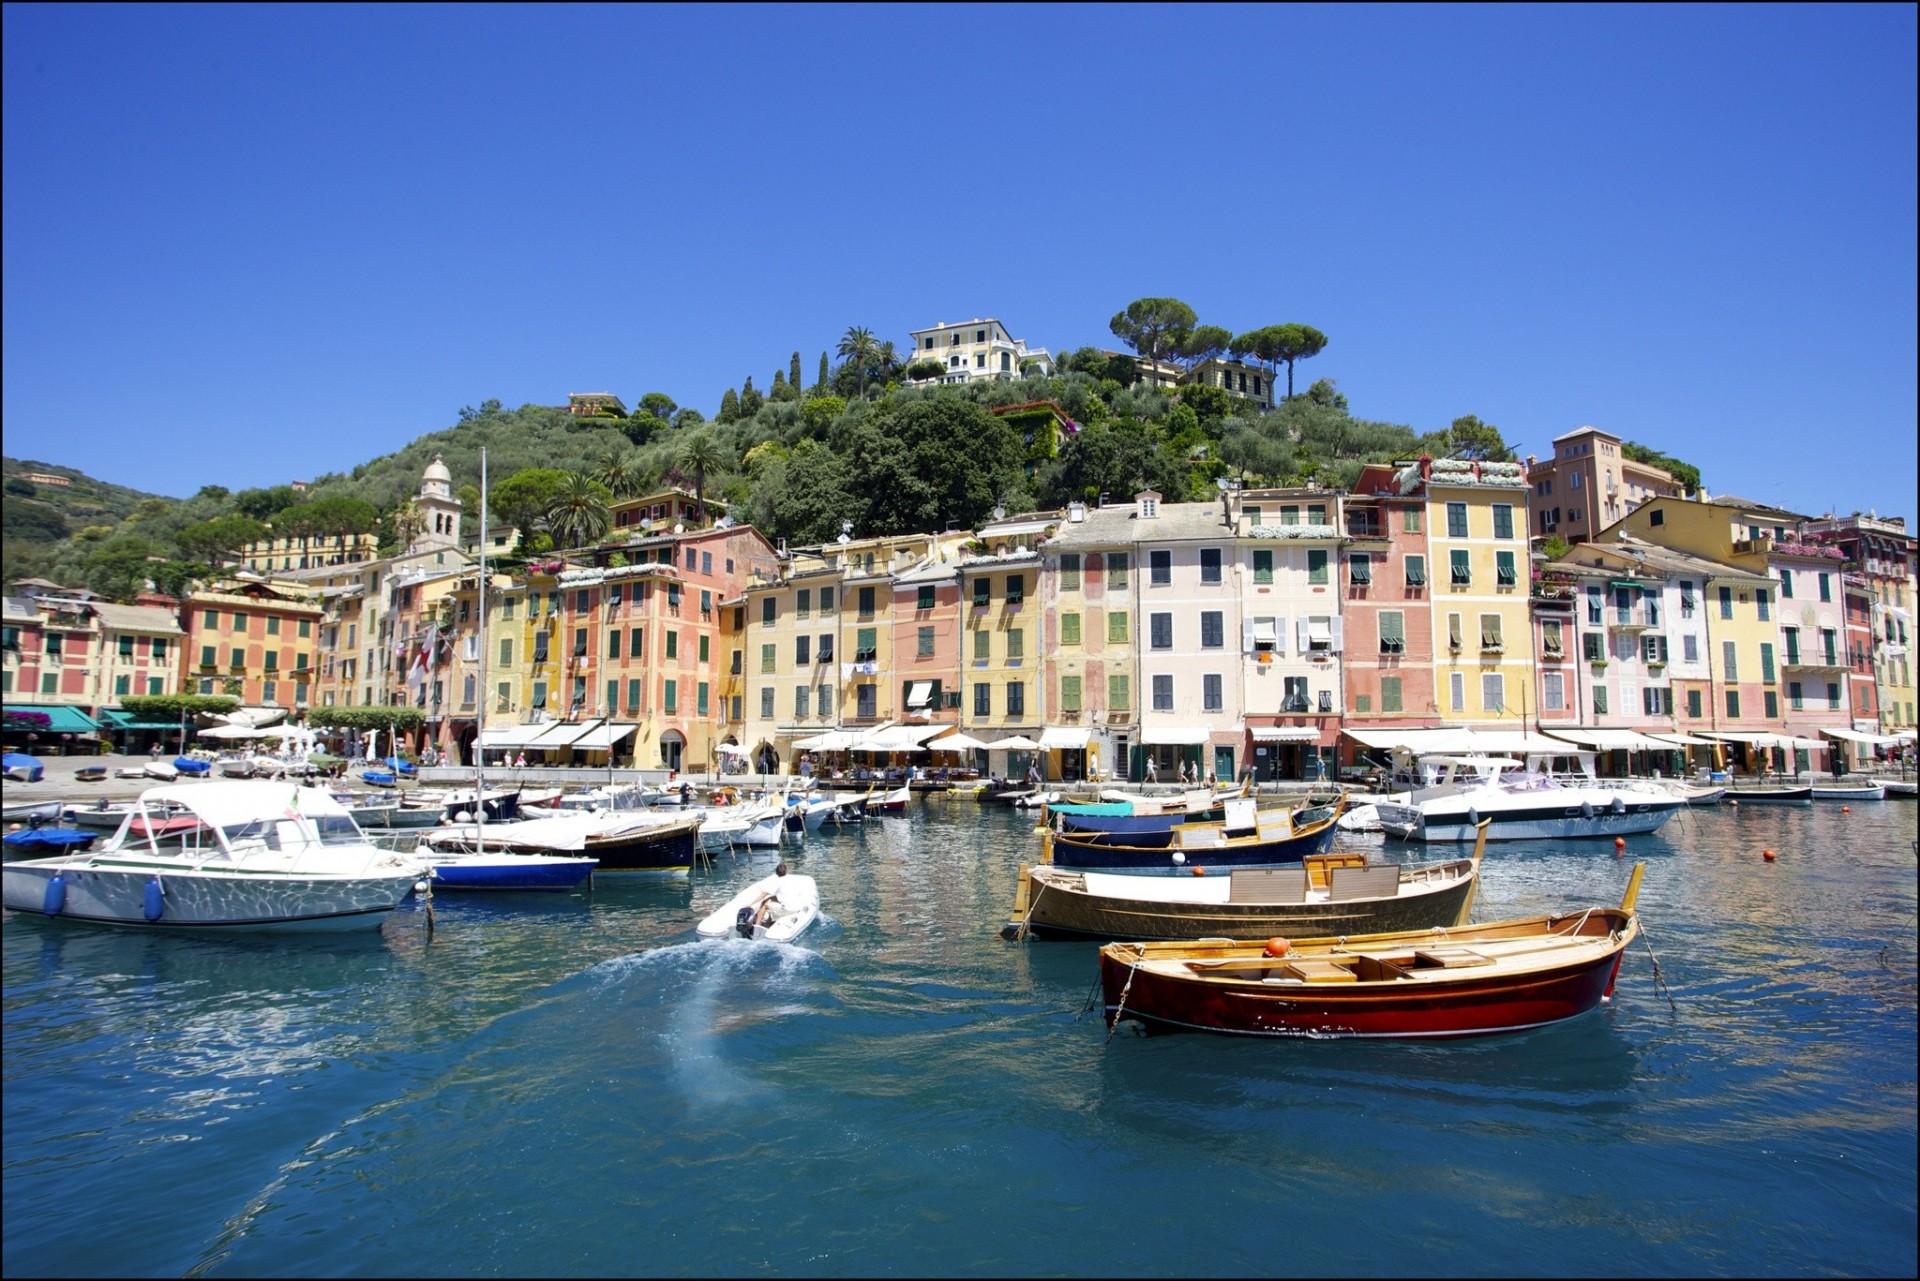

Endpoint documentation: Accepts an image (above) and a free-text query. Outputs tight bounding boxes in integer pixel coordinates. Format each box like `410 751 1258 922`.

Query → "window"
1055 674 1082 713
1252 549 1273 584
1349 556 1372 586
818 633 833 663
916 585 936 611
1783 627 1801 664
917 626 934 657
796 686 810 718
1644 687 1671 716
1280 505 1300 526
1245 505 1263 528
1450 550 1471 585
1404 555 1426 587
1544 671 1566 710
1203 673 1223 712
608 628 623 659
1542 621 1563 657
762 598 776 625
664 631 678 660
631 628 645 659
203 609 219 629
699 635 709 663
1006 576 1024 606
1778 570 1793 599
1381 677 1402 712
532 681 548 710
1150 613 1173 649
1447 502 1468 537
1108 554 1129 589
973 578 991 608
858 586 876 617
1687 689 1703 718
1827 681 1841 710
1404 508 1421 533
1592 685 1608 715
231 647 246 668
819 684 833 713
1492 505 1514 539
1006 682 1025 717
1725 690 1741 718
201 644 216 668
501 598 514 621
1760 642 1775 682
761 643 776 673
1643 635 1669 664
1060 554 1083 591
1152 674 1173 711
1282 677 1308 712
1006 629 1024 663
972 629 990 662
1588 587 1604 624
1149 550 1171 585
1201 611 1223 649
1109 674 1130 710
1448 613 1464 652
151 637 167 660
1818 572 1831 602
1788 680 1804 709
1683 634 1698 662
796 635 811 666
1582 631 1605 663
663 679 677 714
1307 550 1328 584
1108 611 1129 644
855 627 877 662
1495 551 1517 586
1061 613 1081 646
1718 586 1733 619
1379 611 1405 654
1722 640 1738 681
761 687 775 719
115 673 130 696
628 678 642 711
974 684 991 717
1756 589 1770 622
1764 690 1779 718
1680 583 1695 616
1480 614 1503 651
1199 549 1222 584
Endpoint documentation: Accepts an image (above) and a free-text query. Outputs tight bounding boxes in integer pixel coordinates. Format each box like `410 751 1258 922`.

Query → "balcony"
1782 651 1846 672
1606 609 1656 632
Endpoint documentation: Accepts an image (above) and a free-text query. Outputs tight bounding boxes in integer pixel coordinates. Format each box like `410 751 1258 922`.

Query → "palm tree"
544 473 612 550
837 325 879 399
676 431 729 527
593 448 643 498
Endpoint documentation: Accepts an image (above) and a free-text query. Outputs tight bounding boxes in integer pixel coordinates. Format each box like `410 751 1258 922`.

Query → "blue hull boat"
426 854 598 892
1046 800 1344 873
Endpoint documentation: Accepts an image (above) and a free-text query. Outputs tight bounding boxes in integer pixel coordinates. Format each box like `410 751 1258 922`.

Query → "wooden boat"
1726 785 1812 805
868 785 911 815
73 765 108 783
1008 852 1480 942
1809 781 1886 801
1099 864 1645 1040
1045 795 1344 872
694 868 821 943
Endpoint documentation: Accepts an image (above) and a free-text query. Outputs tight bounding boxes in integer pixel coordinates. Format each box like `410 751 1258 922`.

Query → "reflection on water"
4 795 1916 1278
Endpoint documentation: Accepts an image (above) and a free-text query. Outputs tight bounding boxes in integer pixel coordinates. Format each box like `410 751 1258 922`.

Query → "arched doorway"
659 730 685 773
755 742 779 775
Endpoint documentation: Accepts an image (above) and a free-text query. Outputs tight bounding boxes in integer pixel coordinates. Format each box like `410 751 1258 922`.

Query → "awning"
1250 726 1319 742
1474 730 1583 753
3 704 101 734
1703 731 1829 750
529 719 604 749
480 722 564 749
1823 728 1903 745
1544 728 1675 751
927 732 989 751
1648 731 1721 746
989 735 1043 750
1038 726 1091 749
1251 621 1278 643
570 723 637 751
99 710 182 730
905 681 934 711
1773 735 1831 750
1342 727 1474 752
1141 726 1211 745
792 730 857 751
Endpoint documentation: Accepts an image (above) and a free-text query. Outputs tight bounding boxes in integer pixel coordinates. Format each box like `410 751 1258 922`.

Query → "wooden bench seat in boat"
1227 866 1309 904
1328 864 1403 901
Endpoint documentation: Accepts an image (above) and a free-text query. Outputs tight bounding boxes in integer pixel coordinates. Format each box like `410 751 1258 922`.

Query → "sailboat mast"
476 447 488 856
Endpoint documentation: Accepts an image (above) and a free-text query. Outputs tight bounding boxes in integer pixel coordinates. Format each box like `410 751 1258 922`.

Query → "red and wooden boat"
1099 864 1644 1040
867 785 911 815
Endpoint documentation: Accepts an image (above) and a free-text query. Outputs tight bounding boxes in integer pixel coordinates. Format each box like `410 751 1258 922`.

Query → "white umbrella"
716 743 750 757
990 735 1043 750
927 733 988 751
199 723 264 740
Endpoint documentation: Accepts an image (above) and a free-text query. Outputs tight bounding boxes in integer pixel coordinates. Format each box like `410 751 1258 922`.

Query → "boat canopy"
139 781 353 829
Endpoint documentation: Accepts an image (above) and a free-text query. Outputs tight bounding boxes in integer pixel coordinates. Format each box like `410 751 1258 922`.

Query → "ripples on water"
4 798 1915 1277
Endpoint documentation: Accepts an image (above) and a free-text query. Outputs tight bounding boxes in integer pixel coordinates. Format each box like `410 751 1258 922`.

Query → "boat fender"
1171 851 1186 864
44 871 67 916
1580 801 1595 820
1609 796 1626 815
1466 807 1480 829
144 875 166 922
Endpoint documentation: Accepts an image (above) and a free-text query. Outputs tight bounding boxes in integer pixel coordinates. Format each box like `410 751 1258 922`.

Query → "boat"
1884 780 1917 799
1809 781 1886 801
360 769 398 788
1008 850 1481 942
347 801 445 830
694 866 821 943
700 802 787 849
868 784 911 815
115 767 148 779
215 756 257 778
1372 756 1682 842
2 798 64 823
1055 791 1331 843
73 765 108 783
1 781 423 931
4 825 100 858
1044 795 1345 872
1098 864 1645 1040
1013 790 1061 810
419 847 598 892
170 756 210 777
1683 786 1728 806
418 810 704 875
144 760 179 780
1726 785 1813 805
3 752 45 783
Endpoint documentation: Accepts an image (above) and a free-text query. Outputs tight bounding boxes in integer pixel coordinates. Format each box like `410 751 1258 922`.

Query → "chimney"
1067 501 1086 523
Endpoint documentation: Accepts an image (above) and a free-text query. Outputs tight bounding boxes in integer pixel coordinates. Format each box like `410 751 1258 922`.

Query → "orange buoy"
1614 837 1626 849
1729 799 1739 807
1264 937 1291 958
1763 848 1776 861
1842 806 1851 814
1192 866 1206 877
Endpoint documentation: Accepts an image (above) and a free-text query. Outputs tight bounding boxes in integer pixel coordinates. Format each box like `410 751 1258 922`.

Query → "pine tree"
718 387 740 423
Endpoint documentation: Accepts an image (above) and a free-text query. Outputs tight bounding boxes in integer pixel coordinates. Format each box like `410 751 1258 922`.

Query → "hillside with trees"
4 296 1703 602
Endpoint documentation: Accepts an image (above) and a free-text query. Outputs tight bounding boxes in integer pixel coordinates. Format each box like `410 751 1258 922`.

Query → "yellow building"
958 513 1060 750
1416 458 1535 726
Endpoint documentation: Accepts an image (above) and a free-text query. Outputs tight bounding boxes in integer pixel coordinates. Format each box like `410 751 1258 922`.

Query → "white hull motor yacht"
2 781 423 930
1373 756 1683 843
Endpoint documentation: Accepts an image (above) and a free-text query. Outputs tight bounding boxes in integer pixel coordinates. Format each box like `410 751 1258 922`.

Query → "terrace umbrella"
989 736 1043 750
927 733 989 752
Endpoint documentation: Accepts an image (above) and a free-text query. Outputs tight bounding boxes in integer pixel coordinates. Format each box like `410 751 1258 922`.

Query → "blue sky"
4 3 1915 520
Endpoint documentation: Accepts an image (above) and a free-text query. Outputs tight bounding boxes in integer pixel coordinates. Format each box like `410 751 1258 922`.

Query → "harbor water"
4 797 1916 1277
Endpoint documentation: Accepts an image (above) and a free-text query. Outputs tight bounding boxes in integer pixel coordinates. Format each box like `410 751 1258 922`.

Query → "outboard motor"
735 906 758 939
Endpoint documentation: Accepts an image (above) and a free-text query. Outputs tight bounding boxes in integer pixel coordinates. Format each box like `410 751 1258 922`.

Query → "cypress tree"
817 352 830 392
790 351 803 389
718 387 740 423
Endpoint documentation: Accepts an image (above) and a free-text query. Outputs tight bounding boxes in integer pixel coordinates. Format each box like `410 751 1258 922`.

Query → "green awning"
3 704 102 734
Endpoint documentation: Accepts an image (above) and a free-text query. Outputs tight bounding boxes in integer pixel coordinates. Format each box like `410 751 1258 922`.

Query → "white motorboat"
694 868 820 943
1013 790 1062 810
1372 755 1683 842
1809 780 1886 801
699 804 787 849
143 760 179 780
2 781 423 930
